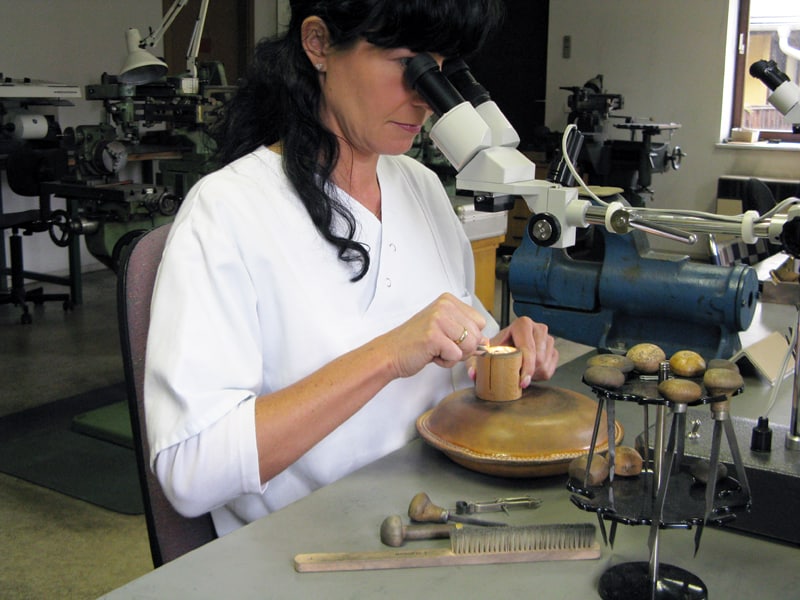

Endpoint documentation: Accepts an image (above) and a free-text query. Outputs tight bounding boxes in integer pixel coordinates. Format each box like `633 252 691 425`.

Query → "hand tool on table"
294 523 600 572
379 515 453 547
408 492 507 527
454 495 542 515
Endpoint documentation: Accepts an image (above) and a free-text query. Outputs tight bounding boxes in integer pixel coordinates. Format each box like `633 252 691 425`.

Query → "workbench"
99 321 800 599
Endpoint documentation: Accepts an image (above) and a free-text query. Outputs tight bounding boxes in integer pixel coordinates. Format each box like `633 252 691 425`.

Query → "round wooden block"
475 346 522 402
416 385 624 478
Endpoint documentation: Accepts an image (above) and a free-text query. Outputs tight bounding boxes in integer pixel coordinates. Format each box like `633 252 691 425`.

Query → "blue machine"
509 226 759 360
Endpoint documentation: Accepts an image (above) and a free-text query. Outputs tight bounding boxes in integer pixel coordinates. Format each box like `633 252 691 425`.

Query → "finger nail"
468 366 476 381
520 375 532 388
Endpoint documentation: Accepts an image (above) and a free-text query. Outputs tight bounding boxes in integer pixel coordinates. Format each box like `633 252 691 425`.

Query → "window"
732 0 800 141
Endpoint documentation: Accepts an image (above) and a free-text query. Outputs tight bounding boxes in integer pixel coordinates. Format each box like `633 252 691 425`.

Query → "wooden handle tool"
295 523 600 573
408 492 506 527
379 515 452 547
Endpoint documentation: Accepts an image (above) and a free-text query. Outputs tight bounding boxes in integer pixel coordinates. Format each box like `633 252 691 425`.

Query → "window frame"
731 0 800 143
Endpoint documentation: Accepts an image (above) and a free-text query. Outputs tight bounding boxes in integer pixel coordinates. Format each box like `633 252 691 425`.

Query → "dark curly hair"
212 0 504 280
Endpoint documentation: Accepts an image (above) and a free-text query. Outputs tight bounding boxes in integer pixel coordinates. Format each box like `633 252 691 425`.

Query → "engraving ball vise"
509 226 758 359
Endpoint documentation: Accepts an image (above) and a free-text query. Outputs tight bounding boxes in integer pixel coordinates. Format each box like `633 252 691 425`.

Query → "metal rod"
583 206 781 241
584 396 604 490
653 406 666 495
648 411 678 598
787 304 800 450
627 217 697 244
643 404 650 470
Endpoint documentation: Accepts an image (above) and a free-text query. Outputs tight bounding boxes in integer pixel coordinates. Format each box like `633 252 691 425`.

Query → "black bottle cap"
751 416 772 452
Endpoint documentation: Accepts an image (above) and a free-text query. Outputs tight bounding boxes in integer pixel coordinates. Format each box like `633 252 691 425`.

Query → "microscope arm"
405 53 800 257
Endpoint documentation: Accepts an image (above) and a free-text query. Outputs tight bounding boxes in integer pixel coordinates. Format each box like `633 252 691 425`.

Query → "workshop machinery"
1 62 233 273
1 0 234 273
556 74 686 208
406 54 792 359
52 61 232 270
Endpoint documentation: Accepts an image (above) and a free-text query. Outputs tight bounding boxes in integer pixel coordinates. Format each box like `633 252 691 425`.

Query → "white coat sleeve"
153 398 266 518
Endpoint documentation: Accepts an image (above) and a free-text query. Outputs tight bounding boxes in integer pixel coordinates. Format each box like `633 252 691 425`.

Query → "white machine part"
767 79 800 124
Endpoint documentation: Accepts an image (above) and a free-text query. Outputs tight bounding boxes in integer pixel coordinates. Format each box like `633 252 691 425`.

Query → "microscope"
404 54 800 361
749 59 800 134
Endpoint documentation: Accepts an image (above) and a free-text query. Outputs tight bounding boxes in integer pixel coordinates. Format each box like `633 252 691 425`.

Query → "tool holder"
568 364 751 600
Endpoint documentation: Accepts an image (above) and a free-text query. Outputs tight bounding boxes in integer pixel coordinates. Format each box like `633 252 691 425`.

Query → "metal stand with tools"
569 367 751 600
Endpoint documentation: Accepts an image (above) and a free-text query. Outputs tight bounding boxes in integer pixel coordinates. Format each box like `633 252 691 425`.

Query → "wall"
545 0 800 256
5 1 798 274
1 1 280 277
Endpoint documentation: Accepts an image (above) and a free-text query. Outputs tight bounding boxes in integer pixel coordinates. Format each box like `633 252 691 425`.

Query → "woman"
145 0 558 536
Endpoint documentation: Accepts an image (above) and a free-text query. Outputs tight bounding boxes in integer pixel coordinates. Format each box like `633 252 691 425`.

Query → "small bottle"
750 416 772 452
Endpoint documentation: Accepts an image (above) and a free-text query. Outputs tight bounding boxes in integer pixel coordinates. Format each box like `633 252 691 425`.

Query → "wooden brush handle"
294 545 600 572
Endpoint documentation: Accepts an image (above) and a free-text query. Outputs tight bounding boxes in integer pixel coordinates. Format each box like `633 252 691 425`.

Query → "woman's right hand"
381 293 489 378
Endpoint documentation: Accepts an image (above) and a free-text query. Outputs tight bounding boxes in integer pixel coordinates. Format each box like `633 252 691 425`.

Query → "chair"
117 223 217 567
1 147 72 323
743 177 777 217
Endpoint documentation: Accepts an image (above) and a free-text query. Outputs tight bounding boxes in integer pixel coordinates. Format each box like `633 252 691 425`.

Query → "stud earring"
315 63 325 72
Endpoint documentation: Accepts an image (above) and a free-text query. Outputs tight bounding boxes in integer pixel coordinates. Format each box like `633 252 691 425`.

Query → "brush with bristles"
294 522 600 572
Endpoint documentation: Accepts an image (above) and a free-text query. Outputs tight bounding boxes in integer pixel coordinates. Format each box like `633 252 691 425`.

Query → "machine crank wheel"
669 146 685 170
48 209 73 247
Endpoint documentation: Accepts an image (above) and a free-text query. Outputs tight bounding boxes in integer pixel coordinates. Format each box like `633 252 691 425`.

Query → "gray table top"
100 342 800 600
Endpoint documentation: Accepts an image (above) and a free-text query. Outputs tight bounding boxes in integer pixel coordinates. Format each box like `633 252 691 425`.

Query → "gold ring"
455 327 469 345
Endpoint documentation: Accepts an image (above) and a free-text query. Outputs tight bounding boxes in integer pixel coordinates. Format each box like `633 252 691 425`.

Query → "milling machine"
2 62 234 272
555 74 685 207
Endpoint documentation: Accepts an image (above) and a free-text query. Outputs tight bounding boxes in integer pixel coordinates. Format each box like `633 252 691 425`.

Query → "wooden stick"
294 543 600 573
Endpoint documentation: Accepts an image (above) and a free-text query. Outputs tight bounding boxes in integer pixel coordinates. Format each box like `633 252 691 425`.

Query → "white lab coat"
144 147 497 535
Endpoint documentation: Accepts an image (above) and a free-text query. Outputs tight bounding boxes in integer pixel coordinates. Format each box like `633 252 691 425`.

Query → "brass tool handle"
408 492 507 527
408 492 449 524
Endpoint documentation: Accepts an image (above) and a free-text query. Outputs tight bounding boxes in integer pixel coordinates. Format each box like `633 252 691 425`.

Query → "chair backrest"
743 177 777 216
117 223 217 567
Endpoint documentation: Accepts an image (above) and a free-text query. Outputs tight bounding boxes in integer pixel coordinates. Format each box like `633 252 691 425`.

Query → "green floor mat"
0 383 143 515
71 400 133 449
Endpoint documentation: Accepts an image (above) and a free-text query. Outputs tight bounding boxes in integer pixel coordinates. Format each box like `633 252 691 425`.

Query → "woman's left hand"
489 316 558 387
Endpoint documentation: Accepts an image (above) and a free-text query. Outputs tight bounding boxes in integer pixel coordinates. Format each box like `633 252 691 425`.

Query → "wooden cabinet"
471 234 505 312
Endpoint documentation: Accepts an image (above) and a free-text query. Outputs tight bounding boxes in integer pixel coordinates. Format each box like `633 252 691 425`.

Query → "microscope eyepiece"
442 58 491 107
404 53 465 117
749 59 790 91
